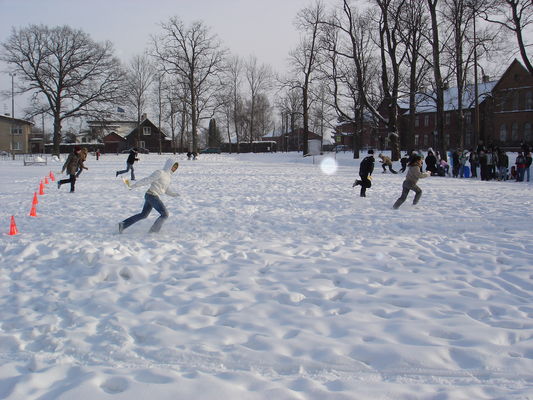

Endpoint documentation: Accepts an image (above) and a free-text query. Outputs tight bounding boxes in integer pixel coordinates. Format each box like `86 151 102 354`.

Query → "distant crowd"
404 141 532 183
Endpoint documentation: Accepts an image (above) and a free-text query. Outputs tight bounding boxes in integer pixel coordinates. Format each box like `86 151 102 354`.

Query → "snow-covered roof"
398 81 497 114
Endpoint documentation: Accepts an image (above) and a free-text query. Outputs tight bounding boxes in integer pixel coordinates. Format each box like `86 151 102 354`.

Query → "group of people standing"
446 141 531 182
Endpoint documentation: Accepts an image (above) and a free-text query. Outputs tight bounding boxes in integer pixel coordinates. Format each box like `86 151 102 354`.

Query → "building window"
424 115 429 127
445 112 451 126
415 116 419 127
526 91 533 109
499 124 507 142
424 134 428 145
501 93 508 111
465 111 472 125
11 125 23 135
414 134 419 146
143 126 151 136
12 141 22 150
513 91 520 110
525 122 532 141
465 131 472 146
511 122 519 141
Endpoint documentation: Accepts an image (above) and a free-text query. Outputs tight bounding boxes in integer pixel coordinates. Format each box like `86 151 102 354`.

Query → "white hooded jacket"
130 158 179 197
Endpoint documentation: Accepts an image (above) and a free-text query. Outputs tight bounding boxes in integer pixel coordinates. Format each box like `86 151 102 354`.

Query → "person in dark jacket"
469 149 478 178
525 152 532 182
425 151 437 175
497 150 509 181
451 150 460 177
353 149 375 197
116 148 139 180
400 153 409 173
479 151 489 181
516 152 527 182
58 146 82 193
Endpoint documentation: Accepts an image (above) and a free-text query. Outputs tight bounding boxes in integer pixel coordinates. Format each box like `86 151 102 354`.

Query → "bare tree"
225 55 244 152
125 54 154 147
321 11 367 158
161 75 188 154
244 55 272 144
397 0 432 151
289 1 327 155
426 0 448 158
151 18 227 152
1 24 125 155
326 4 393 155
482 0 533 74
372 0 410 160
276 87 303 151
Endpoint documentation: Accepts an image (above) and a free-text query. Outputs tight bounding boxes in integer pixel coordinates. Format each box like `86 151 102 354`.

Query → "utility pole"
9 72 16 160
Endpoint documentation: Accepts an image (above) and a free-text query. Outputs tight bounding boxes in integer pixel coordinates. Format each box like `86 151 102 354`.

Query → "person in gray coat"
392 155 431 209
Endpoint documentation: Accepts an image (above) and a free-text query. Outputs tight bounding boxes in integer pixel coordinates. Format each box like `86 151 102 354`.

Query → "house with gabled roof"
87 114 172 153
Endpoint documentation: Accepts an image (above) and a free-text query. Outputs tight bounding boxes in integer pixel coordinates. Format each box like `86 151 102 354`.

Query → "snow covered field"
0 151 532 400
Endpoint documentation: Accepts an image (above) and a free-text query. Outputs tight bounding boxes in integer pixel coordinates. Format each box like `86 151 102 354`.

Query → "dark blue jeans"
121 193 169 232
117 162 135 180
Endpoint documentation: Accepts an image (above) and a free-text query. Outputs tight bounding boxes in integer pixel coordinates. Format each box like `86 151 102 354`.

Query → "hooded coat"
130 158 179 197
62 151 81 175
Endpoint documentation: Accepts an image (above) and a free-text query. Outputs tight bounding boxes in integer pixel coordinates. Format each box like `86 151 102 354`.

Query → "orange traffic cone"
32 192 39 205
9 216 18 235
38 180 45 195
44 177 49 184
49 171 55 181
29 203 37 217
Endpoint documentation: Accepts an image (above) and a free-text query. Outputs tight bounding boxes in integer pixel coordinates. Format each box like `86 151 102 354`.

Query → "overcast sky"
0 0 342 117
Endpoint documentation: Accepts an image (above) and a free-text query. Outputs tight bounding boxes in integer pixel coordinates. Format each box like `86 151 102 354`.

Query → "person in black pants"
400 153 409 173
353 149 375 197
58 146 82 193
116 148 139 180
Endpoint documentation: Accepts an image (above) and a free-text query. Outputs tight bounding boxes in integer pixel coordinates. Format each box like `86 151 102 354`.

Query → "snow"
1 152 532 400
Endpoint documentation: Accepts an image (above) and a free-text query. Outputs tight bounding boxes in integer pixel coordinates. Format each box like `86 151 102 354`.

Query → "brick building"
359 59 533 153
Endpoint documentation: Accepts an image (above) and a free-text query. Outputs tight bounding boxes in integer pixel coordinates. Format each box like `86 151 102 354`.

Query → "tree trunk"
428 0 447 161
52 113 62 156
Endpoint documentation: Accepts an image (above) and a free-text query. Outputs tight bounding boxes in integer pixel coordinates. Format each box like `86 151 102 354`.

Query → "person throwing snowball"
118 159 180 234
392 155 430 210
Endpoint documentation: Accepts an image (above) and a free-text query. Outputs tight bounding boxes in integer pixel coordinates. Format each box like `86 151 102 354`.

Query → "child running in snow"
392 155 430 209
118 159 180 233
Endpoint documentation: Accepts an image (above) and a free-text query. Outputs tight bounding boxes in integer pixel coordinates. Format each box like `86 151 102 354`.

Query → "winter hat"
368 149 374 154
74 146 81 152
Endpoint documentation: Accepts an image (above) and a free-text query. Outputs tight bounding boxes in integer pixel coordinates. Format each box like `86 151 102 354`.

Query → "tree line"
1 0 531 157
